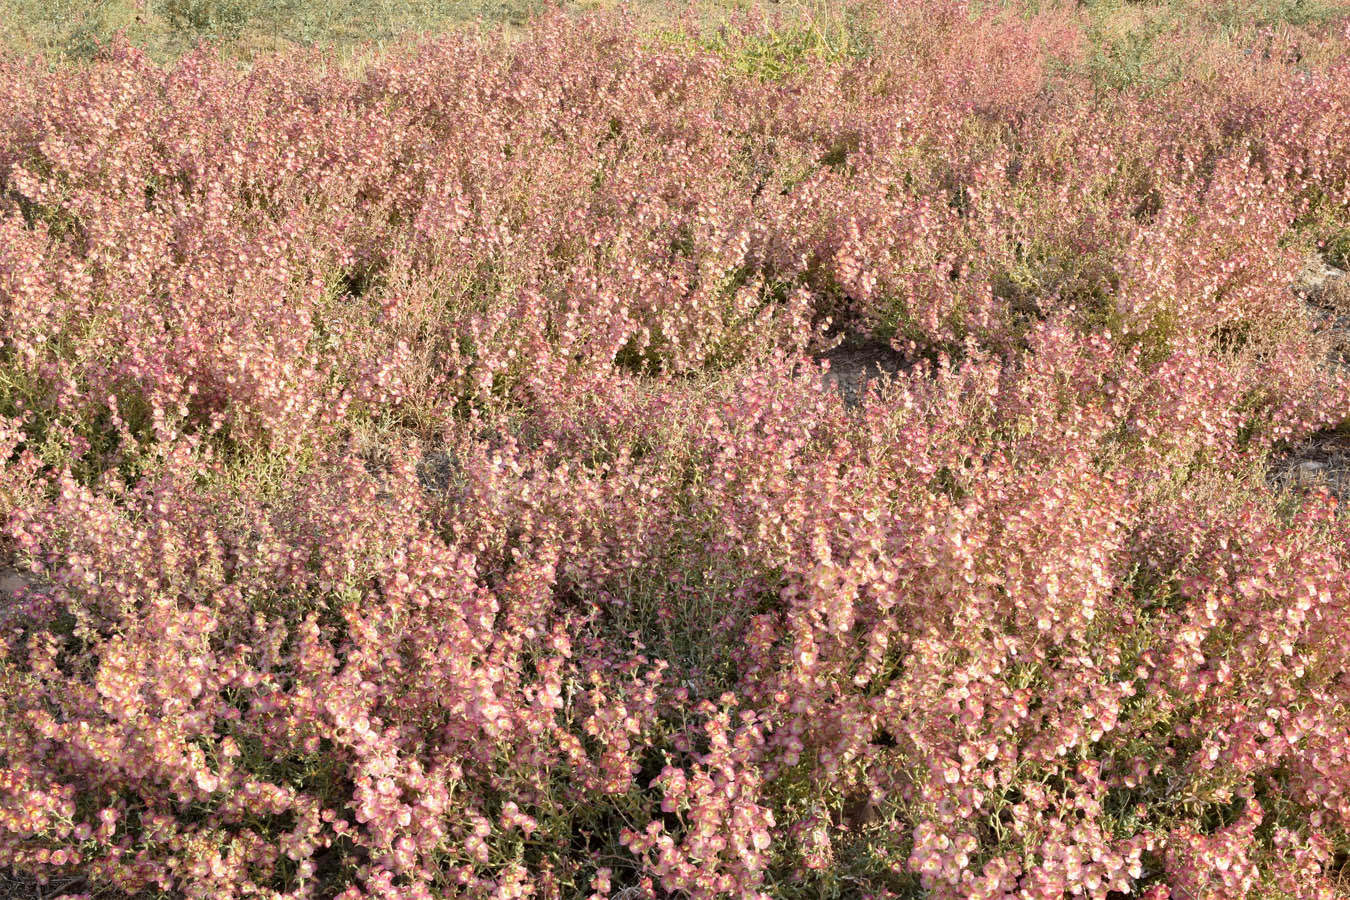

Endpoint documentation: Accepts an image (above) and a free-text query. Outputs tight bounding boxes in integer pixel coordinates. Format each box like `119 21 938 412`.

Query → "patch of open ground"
817 334 916 410
1271 426 1350 503
1270 256 1350 502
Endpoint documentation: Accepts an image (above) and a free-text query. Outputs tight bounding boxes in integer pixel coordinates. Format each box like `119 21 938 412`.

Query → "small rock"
1293 255 1347 303
1270 428 1350 505
0 568 34 596
1294 460 1327 486
0 567 44 630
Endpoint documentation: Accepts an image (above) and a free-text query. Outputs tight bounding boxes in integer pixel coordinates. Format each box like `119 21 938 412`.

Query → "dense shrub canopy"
3 2 1350 898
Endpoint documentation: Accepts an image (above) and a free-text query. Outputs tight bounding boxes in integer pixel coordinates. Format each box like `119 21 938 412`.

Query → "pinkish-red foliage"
3 2 1350 898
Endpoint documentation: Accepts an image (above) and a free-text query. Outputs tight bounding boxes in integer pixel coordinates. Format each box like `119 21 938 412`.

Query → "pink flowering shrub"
4 2 1350 898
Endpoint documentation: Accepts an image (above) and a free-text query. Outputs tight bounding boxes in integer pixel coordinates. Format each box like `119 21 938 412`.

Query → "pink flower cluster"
2 2 1350 898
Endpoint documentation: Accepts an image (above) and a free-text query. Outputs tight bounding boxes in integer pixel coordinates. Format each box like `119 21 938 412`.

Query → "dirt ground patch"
1295 256 1350 368
817 336 916 409
0 566 45 631
0 568 33 597
1270 427 1350 503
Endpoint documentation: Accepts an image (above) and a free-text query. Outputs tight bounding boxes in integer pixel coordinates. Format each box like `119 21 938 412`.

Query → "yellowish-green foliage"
984 0 1350 92
0 0 777 63
1080 0 1350 90
1 0 543 62
665 0 873 77
6 0 1350 77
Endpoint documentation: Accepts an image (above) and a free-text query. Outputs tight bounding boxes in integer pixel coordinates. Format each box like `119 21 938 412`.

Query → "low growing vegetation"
3 1 1350 898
